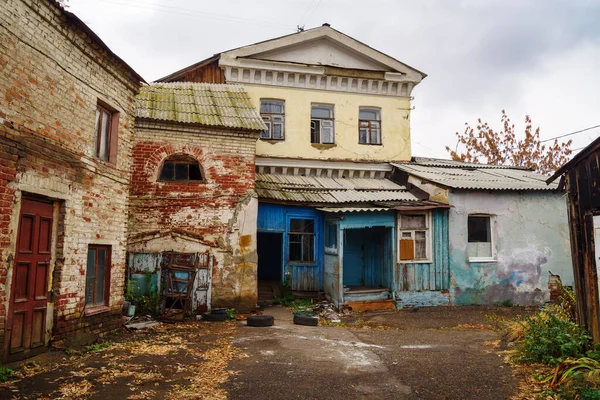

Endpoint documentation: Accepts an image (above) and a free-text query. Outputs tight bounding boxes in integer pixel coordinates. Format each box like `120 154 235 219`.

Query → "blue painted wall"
257 203 323 291
397 209 450 293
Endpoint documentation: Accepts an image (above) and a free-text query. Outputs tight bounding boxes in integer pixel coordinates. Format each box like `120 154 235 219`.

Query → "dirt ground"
0 305 531 399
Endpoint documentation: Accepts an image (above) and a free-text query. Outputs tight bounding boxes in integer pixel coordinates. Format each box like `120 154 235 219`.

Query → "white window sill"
468 258 497 263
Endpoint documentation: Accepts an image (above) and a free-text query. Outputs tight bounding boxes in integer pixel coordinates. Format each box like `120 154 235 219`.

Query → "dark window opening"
86 245 111 306
468 216 491 242
289 219 315 263
159 155 203 182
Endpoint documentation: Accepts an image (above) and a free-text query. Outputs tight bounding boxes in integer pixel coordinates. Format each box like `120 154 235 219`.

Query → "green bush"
580 387 600 400
0 366 13 383
517 311 590 365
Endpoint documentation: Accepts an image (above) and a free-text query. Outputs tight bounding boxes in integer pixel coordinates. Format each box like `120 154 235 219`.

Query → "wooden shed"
548 137 600 341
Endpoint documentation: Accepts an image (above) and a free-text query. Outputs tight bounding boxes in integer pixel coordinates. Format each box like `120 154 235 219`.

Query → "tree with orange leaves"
446 111 572 175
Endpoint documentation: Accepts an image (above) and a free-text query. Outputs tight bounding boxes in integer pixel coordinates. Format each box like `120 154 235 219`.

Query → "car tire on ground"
202 312 228 322
293 314 319 326
247 315 274 327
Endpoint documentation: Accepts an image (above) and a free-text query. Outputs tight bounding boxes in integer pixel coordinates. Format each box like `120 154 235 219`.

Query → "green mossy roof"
136 82 266 131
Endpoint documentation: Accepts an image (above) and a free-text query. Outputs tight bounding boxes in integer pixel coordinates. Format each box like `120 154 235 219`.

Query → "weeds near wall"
502 284 600 399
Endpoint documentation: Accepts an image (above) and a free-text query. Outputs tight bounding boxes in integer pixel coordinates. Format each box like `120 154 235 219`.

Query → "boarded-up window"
399 213 429 261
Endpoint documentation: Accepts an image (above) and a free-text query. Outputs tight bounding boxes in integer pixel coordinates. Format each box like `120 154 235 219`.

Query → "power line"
540 124 600 143
92 0 295 31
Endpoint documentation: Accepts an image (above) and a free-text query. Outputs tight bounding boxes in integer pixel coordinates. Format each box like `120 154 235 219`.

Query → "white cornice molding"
220 61 417 97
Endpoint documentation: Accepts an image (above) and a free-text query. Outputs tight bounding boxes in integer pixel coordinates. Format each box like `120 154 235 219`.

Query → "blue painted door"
343 228 386 287
343 230 364 286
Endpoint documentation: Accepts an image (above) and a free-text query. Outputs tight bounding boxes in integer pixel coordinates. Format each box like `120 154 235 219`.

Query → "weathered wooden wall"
564 145 600 341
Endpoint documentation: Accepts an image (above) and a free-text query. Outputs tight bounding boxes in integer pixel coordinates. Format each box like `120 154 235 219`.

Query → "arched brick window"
159 154 203 182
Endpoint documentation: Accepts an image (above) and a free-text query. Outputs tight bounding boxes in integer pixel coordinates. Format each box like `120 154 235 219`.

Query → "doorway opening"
257 232 283 303
342 226 391 291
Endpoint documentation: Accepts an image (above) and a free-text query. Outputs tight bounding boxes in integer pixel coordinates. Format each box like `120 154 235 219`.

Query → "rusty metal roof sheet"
392 159 559 191
136 82 266 131
256 174 419 203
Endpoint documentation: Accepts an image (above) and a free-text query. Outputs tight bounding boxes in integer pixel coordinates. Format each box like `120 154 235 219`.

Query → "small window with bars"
399 213 430 261
359 107 381 145
310 104 335 144
260 100 285 140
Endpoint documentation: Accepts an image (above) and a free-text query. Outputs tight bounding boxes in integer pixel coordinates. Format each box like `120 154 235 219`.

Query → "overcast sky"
70 0 600 158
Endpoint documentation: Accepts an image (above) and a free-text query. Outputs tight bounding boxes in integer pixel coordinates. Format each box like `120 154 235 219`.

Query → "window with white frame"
310 104 335 144
260 100 285 140
359 107 381 145
398 213 431 261
467 215 495 261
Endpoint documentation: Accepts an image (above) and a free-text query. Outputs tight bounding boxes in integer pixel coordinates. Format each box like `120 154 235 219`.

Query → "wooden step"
346 299 396 312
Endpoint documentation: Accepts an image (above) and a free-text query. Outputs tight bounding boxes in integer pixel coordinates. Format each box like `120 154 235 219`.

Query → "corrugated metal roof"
256 173 419 203
317 207 389 213
392 162 559 191
136 82 266 131
410 157 529 170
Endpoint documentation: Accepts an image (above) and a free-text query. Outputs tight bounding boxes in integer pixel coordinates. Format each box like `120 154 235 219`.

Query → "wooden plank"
346 299 396 312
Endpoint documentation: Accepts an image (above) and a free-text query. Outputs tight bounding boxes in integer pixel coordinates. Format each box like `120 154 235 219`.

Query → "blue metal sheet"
257 203 324 291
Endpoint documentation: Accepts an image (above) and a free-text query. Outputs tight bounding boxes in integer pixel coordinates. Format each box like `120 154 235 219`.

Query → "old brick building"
0 0 142 361
129 82 264 313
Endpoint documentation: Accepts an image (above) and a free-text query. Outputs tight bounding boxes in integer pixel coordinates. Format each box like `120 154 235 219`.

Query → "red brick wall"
0 0 139 356
129 121 259 311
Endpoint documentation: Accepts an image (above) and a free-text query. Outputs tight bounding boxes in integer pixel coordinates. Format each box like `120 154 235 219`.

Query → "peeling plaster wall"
129 121 259 312
448 191 573 305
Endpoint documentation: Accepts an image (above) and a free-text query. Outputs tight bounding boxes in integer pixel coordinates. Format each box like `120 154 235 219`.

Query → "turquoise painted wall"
448 191 573 306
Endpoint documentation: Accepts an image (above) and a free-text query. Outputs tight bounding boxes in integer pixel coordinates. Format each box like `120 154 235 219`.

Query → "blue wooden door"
343 229 364 286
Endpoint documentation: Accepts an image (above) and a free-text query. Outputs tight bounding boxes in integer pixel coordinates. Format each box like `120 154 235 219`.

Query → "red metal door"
5 199 53 361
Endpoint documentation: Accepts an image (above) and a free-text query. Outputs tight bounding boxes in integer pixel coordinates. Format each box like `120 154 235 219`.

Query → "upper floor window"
311 104 335 144
260 100 285 140
94 102 119 163
159 154 203 182
359 108 381 145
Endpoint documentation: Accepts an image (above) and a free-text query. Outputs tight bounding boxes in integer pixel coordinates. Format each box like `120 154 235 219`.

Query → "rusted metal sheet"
128 251 214 316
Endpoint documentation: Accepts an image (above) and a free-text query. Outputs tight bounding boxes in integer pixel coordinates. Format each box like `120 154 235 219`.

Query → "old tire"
247 315 274 327
202 312 227 322
293 314 319 326
211 308 227 315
